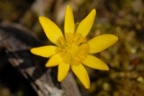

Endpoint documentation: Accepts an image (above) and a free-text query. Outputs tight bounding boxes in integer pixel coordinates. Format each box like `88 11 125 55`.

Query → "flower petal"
83 55 109 70
58 62 70 81
88 34 118 53
39 16 63 46
30 45 59 58
45 53 63 67
64 5 75 35
71 64 90 89
75 9 96 37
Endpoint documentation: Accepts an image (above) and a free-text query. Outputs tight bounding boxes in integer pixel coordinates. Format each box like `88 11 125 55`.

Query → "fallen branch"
0 23 81 96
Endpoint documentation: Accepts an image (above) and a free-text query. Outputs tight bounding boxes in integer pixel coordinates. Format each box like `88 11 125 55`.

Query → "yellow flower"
30 5 118 89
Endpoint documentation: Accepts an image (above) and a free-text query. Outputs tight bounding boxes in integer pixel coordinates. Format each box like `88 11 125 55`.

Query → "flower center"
64 43 78 56
61 33 90 65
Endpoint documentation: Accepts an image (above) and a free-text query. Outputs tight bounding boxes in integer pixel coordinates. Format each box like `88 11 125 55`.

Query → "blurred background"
0 0 144 96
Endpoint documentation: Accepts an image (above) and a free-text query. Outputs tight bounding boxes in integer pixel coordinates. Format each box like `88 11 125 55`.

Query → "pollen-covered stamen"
64 43 78 56
61 34 90 65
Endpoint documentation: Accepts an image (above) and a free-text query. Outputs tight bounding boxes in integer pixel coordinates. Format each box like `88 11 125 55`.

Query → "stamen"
59 33 89 65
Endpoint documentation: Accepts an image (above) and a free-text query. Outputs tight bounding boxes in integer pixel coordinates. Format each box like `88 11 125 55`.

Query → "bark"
0 23 81 96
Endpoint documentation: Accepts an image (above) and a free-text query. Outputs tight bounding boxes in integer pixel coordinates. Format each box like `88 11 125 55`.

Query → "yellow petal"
30 45 58 58
58 62 70 81
71 64 90 89
83 55 109 70
45 53 63 67
39 16 63 46
64 5 75 36
88 34 118 53
75 9 96 37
